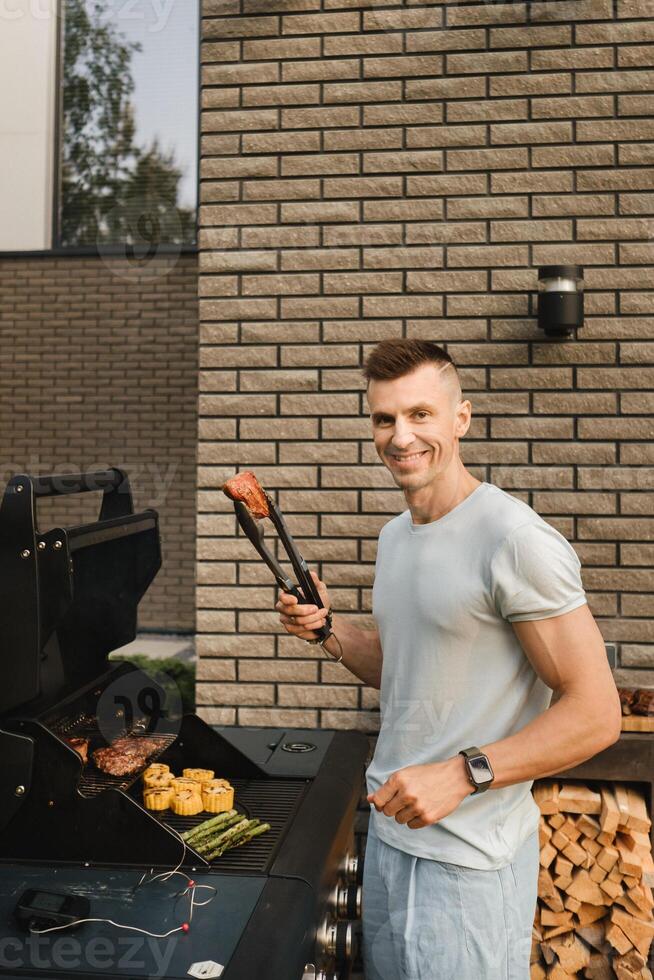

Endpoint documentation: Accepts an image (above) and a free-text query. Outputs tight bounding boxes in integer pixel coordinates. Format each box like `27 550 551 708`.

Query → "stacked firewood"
531 781 654 979
619 689 654 733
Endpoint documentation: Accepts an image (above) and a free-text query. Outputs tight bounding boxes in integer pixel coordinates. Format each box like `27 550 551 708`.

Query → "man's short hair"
363 338 458 384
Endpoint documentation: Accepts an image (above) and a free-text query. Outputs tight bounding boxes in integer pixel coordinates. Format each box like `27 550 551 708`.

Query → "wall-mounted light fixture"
537 265 584 338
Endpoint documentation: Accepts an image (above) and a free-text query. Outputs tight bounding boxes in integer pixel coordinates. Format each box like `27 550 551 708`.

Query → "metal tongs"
233 495 333 644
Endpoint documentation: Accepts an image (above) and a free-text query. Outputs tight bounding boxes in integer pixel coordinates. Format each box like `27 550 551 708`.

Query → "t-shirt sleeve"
490 521 587 623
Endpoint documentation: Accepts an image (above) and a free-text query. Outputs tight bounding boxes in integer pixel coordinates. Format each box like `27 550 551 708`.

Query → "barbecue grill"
0 470 367 980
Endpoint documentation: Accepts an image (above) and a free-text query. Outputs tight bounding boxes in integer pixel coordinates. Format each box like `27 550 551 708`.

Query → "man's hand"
367 756 474 830
275 570 331 641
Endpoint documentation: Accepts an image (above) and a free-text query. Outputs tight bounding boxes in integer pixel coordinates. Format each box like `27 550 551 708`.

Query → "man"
276 338 621 979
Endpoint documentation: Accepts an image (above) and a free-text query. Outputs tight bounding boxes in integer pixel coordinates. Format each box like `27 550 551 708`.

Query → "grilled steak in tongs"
223 471 332 643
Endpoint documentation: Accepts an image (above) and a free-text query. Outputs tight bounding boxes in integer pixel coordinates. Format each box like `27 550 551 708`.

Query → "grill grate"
156 779 308 874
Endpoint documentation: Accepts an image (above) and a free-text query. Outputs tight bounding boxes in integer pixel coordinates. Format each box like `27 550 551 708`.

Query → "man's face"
367 363 470 492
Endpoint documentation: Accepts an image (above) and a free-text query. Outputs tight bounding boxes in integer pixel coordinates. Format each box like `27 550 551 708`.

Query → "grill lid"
0 469 161 716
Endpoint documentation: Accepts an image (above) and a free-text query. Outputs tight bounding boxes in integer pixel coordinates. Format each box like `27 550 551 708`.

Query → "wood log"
577 814 602 840
600 786 621 835
545 962 573 979
606 920 634 955
539 868 566 913
555 855 574 878
530 963 546 979
599 876 623 901
534 782 560 815
543 922 577 940
559 783 602 815
540 842 557 869
562 816 582 842
617 842 644 878
627 883 654 912
576 903 607 927
584 951 614 979
540 819 553 849
567 869 609 906
613 948 650 980
541 909 574 928
563 894 581 914
589 862 608 884
626 788 651 835
597 845 620 873
615 784 636 830
552 829 571 851
576 921 610 954
563 840 589 867
554 874 573 891
549 812 566 830
611 906 654 959
553 933 591 974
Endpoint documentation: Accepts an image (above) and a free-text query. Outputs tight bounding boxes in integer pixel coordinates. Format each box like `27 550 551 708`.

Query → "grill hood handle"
28 468 133 521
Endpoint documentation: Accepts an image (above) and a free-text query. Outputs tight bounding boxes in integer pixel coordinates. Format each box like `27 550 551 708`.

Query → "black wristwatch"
459 746 494 795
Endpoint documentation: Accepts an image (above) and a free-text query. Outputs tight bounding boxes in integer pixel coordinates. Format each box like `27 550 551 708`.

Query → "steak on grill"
92 736 160 776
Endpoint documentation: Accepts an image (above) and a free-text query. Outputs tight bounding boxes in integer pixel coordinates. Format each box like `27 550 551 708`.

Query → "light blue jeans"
362 824 539 980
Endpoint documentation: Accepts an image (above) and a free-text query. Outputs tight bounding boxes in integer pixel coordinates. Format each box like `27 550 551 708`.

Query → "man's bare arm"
480 602 622 788
369 602 622 830
276 571 383 689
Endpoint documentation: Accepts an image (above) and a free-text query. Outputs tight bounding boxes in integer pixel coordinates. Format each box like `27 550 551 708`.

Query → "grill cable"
28 834 217 939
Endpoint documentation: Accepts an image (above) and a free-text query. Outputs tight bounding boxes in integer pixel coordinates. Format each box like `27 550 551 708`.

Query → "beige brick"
491 367 573 389
448 294 528 317
492 418 574 439
578 519 654 542
531 95 614 119
532 443 616 465
363 199 444 222
243 36 321 60
533 145 615 168
203 15 279 39
239 660 318 682
447 3 527 26
282 106 359 128
363 295 444 318
324 225 403 246
490 73 571 97
491 121 572 145
531 0 613 19
325 129 403 151
203 108 277 132
328 79 404 105
364 54 443 78
578 70 654 93
491 219 571 242
531 47 614 71
199 298 277 321
202 203 277 226
203 62 279 86
241 227 319 249
199 393 276 416
280 296 359 319
283 11 360 34
578 217 654 241
242 130 321 154
197 682 274 705
491 171 573 194
243 178 319 201
240 368 317 391
282 153 359 177
320 710 380 732
406 76 486 100
447 99 527 123
532 243 616 265
281 201 359 223
363 7 443 30
280 393 359 415
324 272 403 294
491 467 574 489
364 150 444 174
619 143 654 166
324 176 403 198
281 248 359 271
532 194 614 217
364 103 443 126
447 245 529 267
364 247 444 270
446 147 528 171
447 50 527 74
406 124 487 148
278 684 358 707
324 32 403 56
618 94 654 115
408 173 487 196
533 392 616 415
534 492 616 515
407 27 485 52
238 708 319 726
577 418 654 440
282 58 359 82
243 83 319 107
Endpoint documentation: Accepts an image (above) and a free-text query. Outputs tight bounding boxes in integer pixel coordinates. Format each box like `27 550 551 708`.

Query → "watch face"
469 756 493 782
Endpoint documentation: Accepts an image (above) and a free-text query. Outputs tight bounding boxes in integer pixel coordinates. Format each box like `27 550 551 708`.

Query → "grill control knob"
339 853 359 884
330 884 362 920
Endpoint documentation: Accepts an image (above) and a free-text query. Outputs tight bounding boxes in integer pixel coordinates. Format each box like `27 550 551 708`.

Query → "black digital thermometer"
14 889 90 932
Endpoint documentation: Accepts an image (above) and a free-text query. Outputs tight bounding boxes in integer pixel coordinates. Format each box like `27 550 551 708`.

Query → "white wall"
0 2 58 250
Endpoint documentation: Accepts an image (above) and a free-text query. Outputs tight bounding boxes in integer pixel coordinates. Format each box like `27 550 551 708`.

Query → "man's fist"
275 570 331 641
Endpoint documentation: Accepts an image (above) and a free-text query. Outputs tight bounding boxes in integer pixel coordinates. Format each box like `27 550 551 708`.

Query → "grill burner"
0 470 367 979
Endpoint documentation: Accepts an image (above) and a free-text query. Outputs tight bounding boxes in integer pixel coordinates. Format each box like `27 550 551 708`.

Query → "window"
57 0 199 249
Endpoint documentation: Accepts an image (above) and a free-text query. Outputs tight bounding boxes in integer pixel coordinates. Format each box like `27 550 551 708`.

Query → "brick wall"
197 0 654 730
0 253 199 632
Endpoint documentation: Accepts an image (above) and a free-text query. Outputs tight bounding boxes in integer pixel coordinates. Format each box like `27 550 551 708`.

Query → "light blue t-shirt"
367 481 587 870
